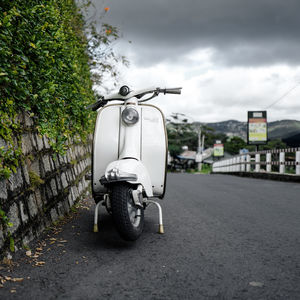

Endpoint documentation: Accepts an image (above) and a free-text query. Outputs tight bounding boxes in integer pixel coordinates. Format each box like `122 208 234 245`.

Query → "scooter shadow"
85 212 157 250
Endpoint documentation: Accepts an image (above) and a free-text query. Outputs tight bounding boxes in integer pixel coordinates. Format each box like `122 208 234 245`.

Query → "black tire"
111 183 144 241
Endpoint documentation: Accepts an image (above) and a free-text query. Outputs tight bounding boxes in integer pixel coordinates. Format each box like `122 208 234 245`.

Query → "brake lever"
86 99 108 111
138 90 160 103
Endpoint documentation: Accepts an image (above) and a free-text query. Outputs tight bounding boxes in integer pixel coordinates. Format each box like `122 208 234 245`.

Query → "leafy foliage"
0 0 124 179
224 136 247 155
167 123 197 156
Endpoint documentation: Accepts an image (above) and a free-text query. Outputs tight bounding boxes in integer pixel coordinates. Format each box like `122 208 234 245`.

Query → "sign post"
213 141 224 159
247 111 268 150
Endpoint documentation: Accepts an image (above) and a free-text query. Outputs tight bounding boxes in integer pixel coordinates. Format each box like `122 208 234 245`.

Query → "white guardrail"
212 147 300 176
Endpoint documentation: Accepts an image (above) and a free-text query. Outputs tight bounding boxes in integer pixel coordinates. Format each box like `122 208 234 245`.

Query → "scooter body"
88 86 182 241
92 103 167 199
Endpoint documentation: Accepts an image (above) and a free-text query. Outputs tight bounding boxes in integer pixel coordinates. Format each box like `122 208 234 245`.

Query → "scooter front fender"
104 159 153 197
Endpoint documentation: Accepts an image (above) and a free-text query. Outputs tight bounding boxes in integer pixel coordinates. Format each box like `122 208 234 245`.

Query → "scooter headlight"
122 107 139 125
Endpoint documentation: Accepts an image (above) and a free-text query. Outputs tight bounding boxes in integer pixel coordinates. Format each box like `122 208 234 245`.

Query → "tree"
261 139 286 150
224 136 247 155
79 1 129 94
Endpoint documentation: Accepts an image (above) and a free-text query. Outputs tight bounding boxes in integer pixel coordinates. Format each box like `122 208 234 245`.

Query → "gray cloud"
88 0 300 66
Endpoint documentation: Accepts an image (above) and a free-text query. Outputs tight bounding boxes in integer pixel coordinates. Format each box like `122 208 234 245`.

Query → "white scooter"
87 85 182 241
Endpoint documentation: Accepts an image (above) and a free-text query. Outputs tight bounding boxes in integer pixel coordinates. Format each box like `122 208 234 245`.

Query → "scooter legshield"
103 159 153 197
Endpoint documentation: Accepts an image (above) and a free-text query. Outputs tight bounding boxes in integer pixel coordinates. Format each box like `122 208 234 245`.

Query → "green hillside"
204 119 300 140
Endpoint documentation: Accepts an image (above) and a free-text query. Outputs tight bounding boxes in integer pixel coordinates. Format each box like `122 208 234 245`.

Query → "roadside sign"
239 148 249 154
213 143 224 157
247 111 267 145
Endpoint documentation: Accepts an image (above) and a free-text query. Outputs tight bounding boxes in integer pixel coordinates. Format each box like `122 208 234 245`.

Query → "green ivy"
0 0 124 179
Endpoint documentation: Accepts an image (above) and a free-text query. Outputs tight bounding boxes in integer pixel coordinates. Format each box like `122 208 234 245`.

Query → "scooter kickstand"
93 200 103 233
146 200 164 234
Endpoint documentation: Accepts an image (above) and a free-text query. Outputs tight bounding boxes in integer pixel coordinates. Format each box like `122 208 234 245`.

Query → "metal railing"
212 147 300 176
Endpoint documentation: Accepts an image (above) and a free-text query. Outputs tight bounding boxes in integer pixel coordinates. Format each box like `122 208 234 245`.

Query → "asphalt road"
1 173 300 299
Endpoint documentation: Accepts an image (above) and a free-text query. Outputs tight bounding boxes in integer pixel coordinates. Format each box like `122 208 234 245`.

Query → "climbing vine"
0 0 124 179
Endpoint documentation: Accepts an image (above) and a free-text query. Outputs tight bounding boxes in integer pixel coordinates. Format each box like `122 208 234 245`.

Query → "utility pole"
196 125 203 171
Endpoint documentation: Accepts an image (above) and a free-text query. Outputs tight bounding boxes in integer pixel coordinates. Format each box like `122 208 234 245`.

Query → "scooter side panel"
93 105 121 195
141 105 167 197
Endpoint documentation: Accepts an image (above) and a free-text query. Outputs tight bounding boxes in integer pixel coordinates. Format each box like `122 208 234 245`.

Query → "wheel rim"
127 196 142 228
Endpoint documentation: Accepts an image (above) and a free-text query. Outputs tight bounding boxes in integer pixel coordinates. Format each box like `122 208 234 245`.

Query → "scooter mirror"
119 85 131 96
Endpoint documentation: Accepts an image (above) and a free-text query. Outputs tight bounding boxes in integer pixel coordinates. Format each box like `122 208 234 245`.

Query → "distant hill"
202 119 300 141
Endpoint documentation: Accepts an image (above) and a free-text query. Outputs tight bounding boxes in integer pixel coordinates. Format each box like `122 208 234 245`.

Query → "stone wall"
0 112 92 255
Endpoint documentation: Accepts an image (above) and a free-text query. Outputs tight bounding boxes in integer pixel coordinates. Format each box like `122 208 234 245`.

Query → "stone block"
36 134 44 151
87 157 91 165
68 169 74 182
22 163 30 185
71 169 76 181
42 155 51 174
67 151 72 163
72 186 79 200
30 159 40 177
50 208 58 222
19 201 29 224
68 194 74 207
64 154 68 164
58 154 64 165
31 133 37 151
75 165 80 176
50 178 58 197
0 180 7 200
8 167 23 192
78 181 83 195
82 158 88 170
34 189 43 210
79 146 84 156
75 146 80 158
56 175 62 191
70 187 76 206
8 203 20 233
53 155 61 169
21 133 32 155
49 156 55 171
43 135 50 149
65 170 70 183
61 172 68 189
28 194 38 218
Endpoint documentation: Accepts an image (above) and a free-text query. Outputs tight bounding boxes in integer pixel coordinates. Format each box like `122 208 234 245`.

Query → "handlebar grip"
161 88 182 95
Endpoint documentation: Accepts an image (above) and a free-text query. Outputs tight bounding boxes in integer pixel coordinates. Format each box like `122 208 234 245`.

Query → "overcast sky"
87 0 300 122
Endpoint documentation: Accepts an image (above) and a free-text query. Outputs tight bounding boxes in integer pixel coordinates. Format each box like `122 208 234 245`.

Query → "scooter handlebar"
87 87 182 108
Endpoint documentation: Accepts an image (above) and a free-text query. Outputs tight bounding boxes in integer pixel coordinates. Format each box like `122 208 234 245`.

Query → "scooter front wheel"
111 183 144 241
